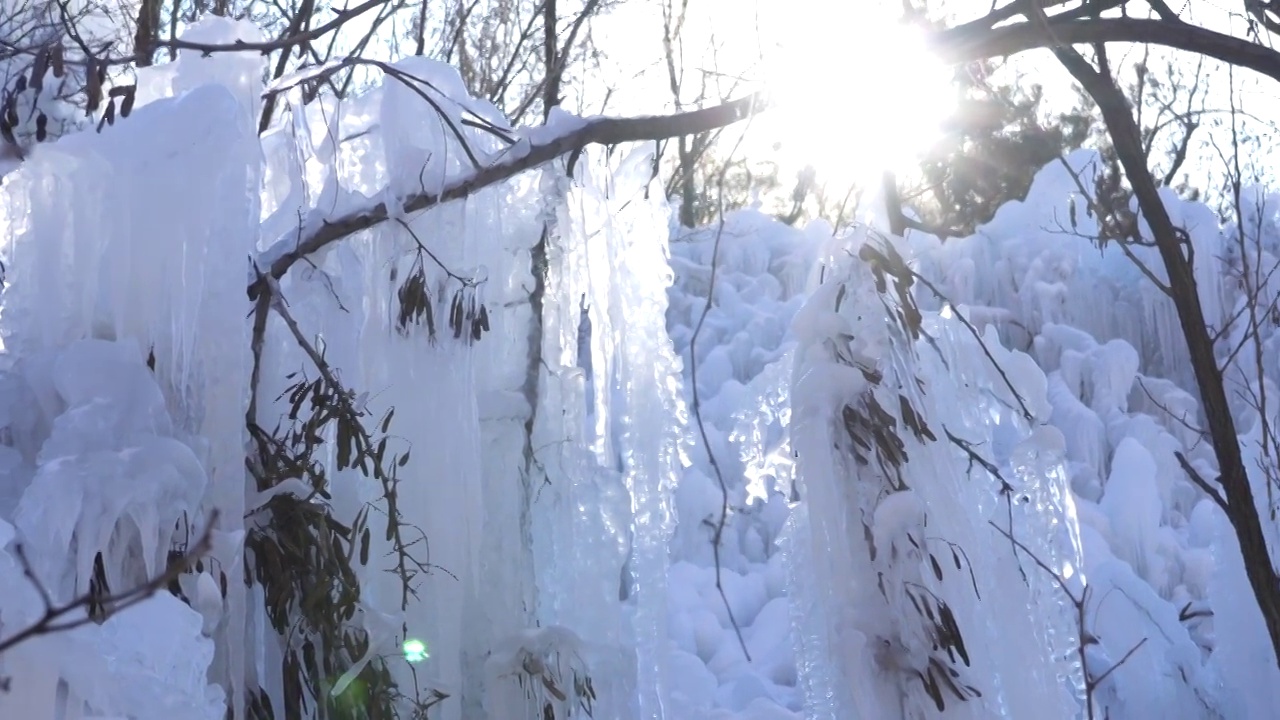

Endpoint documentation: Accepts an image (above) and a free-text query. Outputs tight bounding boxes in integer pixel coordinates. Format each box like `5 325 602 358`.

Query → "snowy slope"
663 211 822 718
660 154 1279 719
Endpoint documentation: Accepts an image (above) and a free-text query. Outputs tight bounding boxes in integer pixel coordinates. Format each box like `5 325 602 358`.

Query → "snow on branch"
250 92 766 293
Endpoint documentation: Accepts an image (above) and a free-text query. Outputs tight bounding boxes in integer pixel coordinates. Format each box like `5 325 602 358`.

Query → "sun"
755 3 955 189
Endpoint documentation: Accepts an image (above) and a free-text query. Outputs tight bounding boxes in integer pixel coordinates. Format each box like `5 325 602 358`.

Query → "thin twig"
1174 450 1227 511
688 154 751 663
909 270 1034 422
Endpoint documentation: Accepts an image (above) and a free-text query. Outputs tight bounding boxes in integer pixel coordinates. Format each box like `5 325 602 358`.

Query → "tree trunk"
1058 46 1280 669
132 0 162 67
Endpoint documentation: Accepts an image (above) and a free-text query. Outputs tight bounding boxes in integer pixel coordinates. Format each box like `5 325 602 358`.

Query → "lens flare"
402 638 429 663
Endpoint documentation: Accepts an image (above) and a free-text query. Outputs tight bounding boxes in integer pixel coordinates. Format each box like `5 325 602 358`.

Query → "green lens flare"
403 638 429 663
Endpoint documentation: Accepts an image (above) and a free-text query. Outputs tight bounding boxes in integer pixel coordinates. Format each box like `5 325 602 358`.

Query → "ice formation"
0 15 1276 720
0 17 700 718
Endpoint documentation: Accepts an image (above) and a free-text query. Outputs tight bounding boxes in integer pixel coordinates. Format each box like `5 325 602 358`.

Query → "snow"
0 33 1278 720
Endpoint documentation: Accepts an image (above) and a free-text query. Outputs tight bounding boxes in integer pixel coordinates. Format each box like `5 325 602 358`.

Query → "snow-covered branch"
251 92 766 292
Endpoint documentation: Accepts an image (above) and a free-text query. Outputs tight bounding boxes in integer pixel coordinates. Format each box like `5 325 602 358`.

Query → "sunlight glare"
403 638 429 663
761 4 955 186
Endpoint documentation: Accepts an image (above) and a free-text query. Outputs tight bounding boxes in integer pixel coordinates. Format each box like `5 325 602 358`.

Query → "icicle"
777 503 853 720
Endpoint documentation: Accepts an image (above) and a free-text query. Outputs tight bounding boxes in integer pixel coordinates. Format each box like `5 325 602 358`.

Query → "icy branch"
250 93 766 293
0 512 217 656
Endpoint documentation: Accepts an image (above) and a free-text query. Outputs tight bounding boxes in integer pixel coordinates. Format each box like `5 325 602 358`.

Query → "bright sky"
592 0 955 208
593 0 1280 212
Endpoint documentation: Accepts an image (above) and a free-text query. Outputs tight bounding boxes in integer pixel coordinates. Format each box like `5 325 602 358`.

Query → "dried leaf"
540 675 567 702
450 293 464 338
921 668 945 712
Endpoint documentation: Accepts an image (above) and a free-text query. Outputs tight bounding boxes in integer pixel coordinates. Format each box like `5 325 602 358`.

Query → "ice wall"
0 18 262 713
662 210 818 717
247 61 539 720
246 64 688 719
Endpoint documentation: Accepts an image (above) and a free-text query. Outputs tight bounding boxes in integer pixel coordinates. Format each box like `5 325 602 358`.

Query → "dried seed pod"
29 50 47 94
85 60 102 113
35 112 47 141
120 87 135 118
50 45 64 78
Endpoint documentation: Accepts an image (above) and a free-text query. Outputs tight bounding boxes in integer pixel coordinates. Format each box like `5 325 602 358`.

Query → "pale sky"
592 0 1280 210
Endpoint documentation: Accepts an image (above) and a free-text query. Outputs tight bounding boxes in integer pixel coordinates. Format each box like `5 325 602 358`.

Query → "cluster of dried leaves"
245 365 407 719
393 251 490 344
900 571 983 711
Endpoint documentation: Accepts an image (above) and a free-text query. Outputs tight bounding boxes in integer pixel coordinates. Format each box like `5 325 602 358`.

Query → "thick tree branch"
251 92 766 294
951 0 1124 35
257 0 319 132
932 18 1280 86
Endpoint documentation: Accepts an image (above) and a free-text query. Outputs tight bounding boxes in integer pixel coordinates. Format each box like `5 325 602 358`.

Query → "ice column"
594 146 684 719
